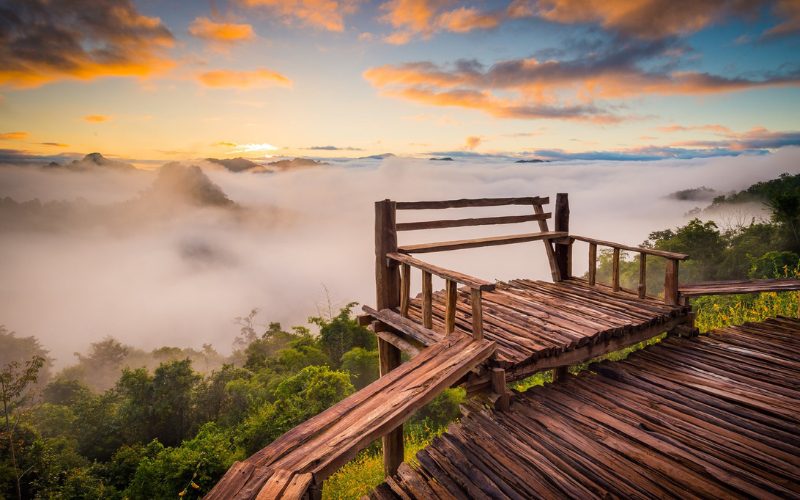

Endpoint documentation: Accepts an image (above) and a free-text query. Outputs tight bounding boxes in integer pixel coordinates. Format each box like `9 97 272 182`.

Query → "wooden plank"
279 473 313 500
255 469 293 500
638 253 647 299
376 329 422 357
362 306 442 347
571 235 688 260
664 259 679 306
387 252 495 290
612 248 620 292
491 368 510 411
588 243 597 286
422 270 433 329
400 263 410 318
471 288 483 341
396 213 550 231
532 203 561 282
679 278 800 297
445 279 458 334
395 196 549 210
554 193 570 280
399 231 567 254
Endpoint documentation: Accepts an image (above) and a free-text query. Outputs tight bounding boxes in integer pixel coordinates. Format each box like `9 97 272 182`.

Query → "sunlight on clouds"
189 17 255 42
0 131 28 141
239 0 359 32
232 143 279 154
197 69 292 89
84 115 111 123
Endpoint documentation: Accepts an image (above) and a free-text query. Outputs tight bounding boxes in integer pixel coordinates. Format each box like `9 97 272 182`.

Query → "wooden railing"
566 235 689 305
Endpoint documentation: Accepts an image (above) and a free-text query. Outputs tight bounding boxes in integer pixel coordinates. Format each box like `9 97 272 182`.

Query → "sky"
1 0 800 164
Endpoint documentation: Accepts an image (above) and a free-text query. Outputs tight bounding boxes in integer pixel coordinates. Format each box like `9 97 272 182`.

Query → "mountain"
514 158 548 163
359 153 395 160
266 158 327 171
147 163 235 208
429 157 454 161
67 152 136 171
205 157 263 173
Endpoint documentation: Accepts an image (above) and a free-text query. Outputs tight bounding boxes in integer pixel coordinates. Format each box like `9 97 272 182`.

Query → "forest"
1 173 798 499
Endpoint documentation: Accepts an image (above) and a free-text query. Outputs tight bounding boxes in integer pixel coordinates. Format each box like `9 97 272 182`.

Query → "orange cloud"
239 0 359 31
84 115 111 123
39 142 70 148
0 0 174 88
657 124 734 135
437 7 502 32
198 69 292 89
189 17 255 42
668 127 800 151
464 136 482 150
0 131 28 140
764 0 800 37
379 0 503 43
524 0 761 39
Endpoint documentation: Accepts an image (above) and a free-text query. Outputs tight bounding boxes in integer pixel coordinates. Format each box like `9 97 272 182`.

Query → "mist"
1 148 798 366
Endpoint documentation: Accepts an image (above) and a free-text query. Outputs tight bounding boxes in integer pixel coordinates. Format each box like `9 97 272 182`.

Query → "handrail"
398 231 567 254
569 235 689 260
396 196 548 210
386 253 495 290
396 213 550 231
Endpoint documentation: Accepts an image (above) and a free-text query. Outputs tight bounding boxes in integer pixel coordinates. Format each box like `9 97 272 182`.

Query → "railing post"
470 288 483 341
638 252 647 298
664 258 679 305
554 193 570 280
374 199 403 475
612 247 621 292
422 271 433 329
445 279 457 334
588 243 597 286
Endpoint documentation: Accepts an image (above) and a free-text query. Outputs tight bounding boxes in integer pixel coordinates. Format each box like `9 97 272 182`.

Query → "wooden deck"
205 333 495 499
372 317 800 499
680 278 800 297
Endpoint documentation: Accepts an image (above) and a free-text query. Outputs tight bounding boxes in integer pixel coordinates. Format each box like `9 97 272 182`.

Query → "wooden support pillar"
422 271 433 329
638 252 647 299
399 263 410 318
374 199 403 476
588 243 597 286
554 193 570 281
552 366 569 383
491 368 510 411
470 288 483 341
612 247 621 292
445 279 458 334
664 258 679 306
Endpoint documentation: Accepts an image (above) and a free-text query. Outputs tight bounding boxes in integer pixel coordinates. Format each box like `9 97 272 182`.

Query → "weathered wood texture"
553 193 570 280
398 231 567 254
387 253 494 290
399 277 688 370
396 213 550 231
679 278 800 297
571 235 689 260
207 334 495 499
395 197 548 210
373 317 800 499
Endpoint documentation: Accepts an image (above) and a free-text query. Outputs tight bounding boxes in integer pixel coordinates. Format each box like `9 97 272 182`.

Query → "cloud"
239 0 359 32
464 136 482 150
378 0 503 43
657 124 734 134
671 127 800 151
212 141 238 148
0 0 174 88
231 143 279 153
436 7 503 33
0 131 28 141
763 0 800 37
197 69 292 89
189 17 255 43
306 145 364 151
84 114 111 123
364 37 800 122
39 142 70 148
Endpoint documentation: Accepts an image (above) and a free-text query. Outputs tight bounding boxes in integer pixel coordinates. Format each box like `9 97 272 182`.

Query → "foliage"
340 347 379 389
311 303 376 368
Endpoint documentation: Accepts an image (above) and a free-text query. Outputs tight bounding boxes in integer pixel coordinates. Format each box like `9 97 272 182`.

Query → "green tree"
1 355 45 499
311 303 375 367
340 347 378 389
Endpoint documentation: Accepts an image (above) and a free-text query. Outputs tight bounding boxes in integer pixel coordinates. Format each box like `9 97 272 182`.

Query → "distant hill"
710 173 800 207
266 158 327 171
429 157 454 161
205 157 262 173
359 153 395 160
514 159 548 163
148 163 235 208
46 152 137 171
667 186 720 202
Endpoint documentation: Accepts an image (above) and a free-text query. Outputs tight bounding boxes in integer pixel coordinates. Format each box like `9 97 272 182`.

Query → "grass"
694 290 799 332
322 424 444 500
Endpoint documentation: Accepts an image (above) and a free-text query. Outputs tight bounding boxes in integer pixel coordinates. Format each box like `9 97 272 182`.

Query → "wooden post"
422 271 433 329
470 288 483 341
374 199 403 476
554 193 570 280
491 368 510 411
612 247 620 292
664 258 679 306
445 279 457 334
533 202 560 282
588 243 597 286
638 252 647 299
399 263 410 318
552 366 568 383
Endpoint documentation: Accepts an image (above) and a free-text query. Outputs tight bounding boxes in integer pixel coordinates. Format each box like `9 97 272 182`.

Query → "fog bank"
1 148 798 365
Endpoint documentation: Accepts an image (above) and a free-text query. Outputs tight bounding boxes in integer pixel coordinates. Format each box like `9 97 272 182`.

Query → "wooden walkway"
405 278 688 368
206 333 495 499
680 278 800 297
372 317 800 499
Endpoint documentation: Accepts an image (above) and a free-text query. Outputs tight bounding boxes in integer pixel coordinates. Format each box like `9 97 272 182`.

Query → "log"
395 196 549 210
399 231 567 254
387 252 494 290
396 213 550 231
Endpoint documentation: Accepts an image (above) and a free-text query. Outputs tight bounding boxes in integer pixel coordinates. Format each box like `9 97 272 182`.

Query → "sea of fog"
1 148 798 365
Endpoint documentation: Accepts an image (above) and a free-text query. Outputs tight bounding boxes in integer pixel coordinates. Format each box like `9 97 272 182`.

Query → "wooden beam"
387 252 494 290
490 368 510 411
445 279 458 334
362 305 442 346
554 193 570 280
399 231 567 254
422 271 433 329
395 196 549 210
664 259 679 306
612 247 621 292
374 199 403 477
470 288 483 341
396 213 550 231
571 235 689 260
400 263 410 318
552 366 569 383
638 252 647 299
588 242 597 286
678 278 800 297
375 329 422 358
533 203 561 282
